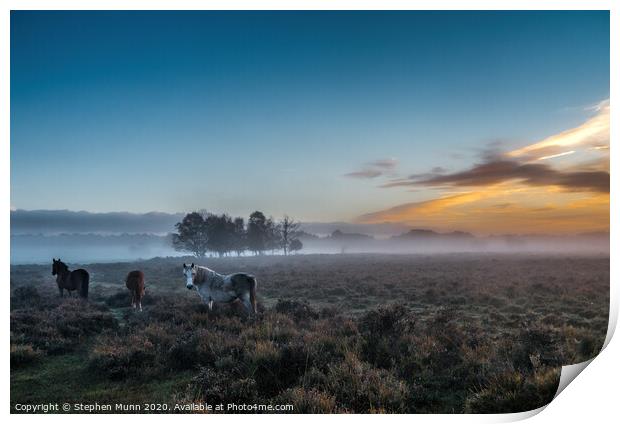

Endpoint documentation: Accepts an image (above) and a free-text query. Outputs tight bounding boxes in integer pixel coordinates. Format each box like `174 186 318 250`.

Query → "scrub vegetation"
10 254 608 413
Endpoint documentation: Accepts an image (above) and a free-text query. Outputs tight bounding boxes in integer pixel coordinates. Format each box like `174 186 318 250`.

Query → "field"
10 253 609 413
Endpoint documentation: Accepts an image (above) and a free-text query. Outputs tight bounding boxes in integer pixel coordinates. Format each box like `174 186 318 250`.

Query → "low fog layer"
10 233 178 264
11 228 609 266
301 230 610 255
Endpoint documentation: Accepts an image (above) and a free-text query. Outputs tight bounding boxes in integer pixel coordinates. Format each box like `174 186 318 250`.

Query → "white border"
0 0 616 10
2 2 616 423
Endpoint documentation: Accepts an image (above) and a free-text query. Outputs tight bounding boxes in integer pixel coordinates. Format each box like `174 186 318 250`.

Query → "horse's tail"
80 271 90 299
249 276 257 315
140 272 146 297
139 277 146 299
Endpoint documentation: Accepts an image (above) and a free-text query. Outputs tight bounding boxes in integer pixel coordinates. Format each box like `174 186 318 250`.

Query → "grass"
11 347 193 411
10 253 609 413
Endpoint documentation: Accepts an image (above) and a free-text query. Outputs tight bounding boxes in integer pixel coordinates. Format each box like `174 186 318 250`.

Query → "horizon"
10 207 610 265
11 11 610 235
9 208 611 238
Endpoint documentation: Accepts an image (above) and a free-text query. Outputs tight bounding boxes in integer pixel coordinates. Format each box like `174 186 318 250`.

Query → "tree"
232 217 246 256
279 215 301 256
174 210 300 257
172 212 210 258
265 217 282 254
289 238 303 254
205 213 236 257
247 211 268 255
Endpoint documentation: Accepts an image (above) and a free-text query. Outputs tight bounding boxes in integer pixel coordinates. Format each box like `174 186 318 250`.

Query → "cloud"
537 150 575 161
399 159 609 193
380 179 415 188
11 209 184 234
344 158 399 179
368 158 398 169
343 169 383 179
508 99 609 162
357 192 489 224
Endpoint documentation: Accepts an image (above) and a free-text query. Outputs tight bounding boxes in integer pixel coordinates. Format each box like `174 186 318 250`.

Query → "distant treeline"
172 211 303 258
11 213 610 264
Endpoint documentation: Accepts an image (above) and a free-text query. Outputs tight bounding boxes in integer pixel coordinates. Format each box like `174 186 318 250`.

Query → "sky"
11 11 609 234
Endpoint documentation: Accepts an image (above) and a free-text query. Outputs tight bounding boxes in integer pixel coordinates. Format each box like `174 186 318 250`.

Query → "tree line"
172 211 303 258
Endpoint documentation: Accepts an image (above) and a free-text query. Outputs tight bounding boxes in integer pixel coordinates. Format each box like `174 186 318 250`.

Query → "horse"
51 258 90 298
182 263 257 315
125 270 146 312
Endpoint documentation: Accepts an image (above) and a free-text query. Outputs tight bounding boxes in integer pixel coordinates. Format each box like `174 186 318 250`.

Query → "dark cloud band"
382 159 609 193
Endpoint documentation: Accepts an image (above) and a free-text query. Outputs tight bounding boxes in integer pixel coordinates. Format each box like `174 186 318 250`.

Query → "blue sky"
11 11 609 229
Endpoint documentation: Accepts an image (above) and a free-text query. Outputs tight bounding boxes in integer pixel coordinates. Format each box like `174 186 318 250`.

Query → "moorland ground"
10 253 609 413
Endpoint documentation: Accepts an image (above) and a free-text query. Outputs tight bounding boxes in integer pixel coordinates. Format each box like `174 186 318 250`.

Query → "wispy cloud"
508 99 609 162
358 191 488 223
388 159 608 193
537 150 575 161
368 158 398 169
344 158 399 179
343 169 383 179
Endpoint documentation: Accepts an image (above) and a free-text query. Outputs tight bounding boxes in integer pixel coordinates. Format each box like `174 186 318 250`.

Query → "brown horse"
52 259 89 298
126 270 146 311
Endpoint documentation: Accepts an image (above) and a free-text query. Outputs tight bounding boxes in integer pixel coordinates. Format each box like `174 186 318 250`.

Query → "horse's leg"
239 293 253 316
58 287 63 297
208 299 214 311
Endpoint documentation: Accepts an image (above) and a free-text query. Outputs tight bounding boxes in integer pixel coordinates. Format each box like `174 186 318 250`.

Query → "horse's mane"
57 261 69 272
194 265 213 284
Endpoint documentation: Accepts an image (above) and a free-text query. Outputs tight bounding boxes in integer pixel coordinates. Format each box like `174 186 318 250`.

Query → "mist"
10 233 179 265
10 210 609 265
298 230 610 256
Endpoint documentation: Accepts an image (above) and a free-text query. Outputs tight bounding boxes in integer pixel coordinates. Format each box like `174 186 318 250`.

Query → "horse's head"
182 263 196 289
51 258 66 276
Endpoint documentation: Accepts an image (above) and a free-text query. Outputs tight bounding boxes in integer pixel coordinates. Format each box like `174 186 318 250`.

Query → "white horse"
182 263 257 315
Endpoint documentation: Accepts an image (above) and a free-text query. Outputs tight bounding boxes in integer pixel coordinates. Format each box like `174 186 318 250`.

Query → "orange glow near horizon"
356 187 609 235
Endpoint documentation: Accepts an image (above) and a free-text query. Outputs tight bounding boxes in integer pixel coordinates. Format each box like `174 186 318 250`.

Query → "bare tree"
280 215 301 256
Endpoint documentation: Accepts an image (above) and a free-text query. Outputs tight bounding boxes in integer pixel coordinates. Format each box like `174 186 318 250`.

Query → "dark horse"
51 259 89 298
125 270 146 311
